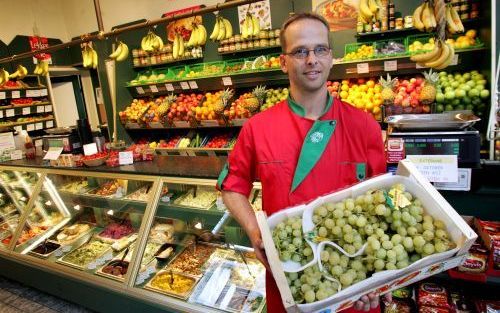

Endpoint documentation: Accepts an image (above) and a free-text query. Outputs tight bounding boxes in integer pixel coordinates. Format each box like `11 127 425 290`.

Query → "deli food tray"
28 241 61 258
56 237 112 271
385 111 480 130
144 270 200 300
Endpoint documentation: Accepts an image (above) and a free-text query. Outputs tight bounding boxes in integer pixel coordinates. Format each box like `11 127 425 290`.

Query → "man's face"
280 18 332 94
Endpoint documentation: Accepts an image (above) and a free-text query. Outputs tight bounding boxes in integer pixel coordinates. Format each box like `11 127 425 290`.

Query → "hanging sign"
29 36 52 64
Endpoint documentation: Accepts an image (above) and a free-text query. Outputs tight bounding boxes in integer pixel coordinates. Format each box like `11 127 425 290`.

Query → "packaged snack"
392 286 413 299
418 282 450 310
419 305 449 313
458 242 489 273
449 289 473 313
383 297 413 313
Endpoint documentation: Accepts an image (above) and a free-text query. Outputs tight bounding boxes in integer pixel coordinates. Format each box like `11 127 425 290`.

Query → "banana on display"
108 41 129 62
33 60 49 76
0 68 10 84
140 31 164 53
410 39 455 70
446 3 464 34
358 0 381 23
412 1 437 32
210 16 233 42
187 23 207 47
241 13 260 39
172 32 186 59
82 45 98 69
8 65 28 80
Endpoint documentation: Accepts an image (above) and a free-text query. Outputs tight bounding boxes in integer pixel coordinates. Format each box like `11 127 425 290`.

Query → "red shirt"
220 97 386 312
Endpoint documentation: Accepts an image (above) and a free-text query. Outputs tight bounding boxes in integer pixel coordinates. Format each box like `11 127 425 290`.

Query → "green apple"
480 89 490 98
468 88 479 98
455 89 466 98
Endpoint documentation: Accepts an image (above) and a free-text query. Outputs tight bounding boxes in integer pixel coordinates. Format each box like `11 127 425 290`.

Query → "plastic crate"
152 68 173 83
168 65 188 81
405 34 436 55
184 61 225 79
374 38 407 58
343 42 375 61
225 58 248 74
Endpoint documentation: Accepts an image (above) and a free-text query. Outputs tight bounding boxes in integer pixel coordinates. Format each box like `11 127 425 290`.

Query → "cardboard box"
256 160 477 313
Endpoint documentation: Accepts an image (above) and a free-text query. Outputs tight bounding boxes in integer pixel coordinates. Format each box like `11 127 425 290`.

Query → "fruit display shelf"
155 147 232 157
132 55 203 69
0 118 55 133
0 87 48 99
218 44 281 55
0 102 52 117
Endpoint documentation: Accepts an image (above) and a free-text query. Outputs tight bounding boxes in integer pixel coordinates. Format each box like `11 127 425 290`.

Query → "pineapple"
419 70 439 104
379 73 397 105
244 85 266 113
213 88 234 114
157 93 176 117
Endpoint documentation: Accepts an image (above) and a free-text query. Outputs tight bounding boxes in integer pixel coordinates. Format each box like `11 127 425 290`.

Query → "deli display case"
0 165 265 313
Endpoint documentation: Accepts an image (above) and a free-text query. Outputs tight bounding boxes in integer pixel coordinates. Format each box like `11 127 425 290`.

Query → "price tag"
434 168 471 191
10 150 23 160
34 90 41 97
26 90 35 97
165 83 174 91
6 109 15 117
35 122 43 130
384 60 397 71
43 147 63 160
180 81 190 90
26 124 35 131
188 81 198 89
415 63 427 69
407 155 458 183
222 76 232 86
83 143 98 156
37 106 45 113
40 89 48 96
45 105 52 112
0 111 3 118
46 120 54 128
126 122 140 129
136 87 145 94
119 151 134 165
149 122 164 128
200 120 219 127
356 63 369 74
0 92 5 99
149 85 159 93
451 54 459 65
11 91 20 99
22 107 31 115
14 126 22 133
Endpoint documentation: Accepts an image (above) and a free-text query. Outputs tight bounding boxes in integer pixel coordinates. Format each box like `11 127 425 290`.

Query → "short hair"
280 12 330 52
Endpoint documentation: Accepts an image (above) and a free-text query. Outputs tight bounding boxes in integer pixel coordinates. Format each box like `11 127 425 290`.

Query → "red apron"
219 96 386 312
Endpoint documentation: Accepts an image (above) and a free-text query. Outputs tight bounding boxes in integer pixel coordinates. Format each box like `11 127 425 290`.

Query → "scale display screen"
404 138 460 155
48 138 65 148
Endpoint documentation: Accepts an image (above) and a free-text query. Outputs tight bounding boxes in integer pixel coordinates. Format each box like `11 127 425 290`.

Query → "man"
217 12 387 312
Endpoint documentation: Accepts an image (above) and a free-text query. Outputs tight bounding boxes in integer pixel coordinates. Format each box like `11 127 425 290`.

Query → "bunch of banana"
210 16 233 41
141 31 164 53
241 13 259 39
82 45 98 69
413 1 437 32
9 65 28 80
33 61 49 76
359 0 382 23
187 23 207 47
410 38 455 69
172 32 185 59
0 68 10 84
446 3 464 34
108 41 129 62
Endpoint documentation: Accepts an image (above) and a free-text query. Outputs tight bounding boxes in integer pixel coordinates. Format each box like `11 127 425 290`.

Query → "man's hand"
248 228 271 271
353 292 391 311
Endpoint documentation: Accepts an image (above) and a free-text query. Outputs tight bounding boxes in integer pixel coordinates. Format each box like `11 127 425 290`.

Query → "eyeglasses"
285 46 331 59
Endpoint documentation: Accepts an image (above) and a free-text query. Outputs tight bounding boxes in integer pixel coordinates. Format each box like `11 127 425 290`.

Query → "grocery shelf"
0 118 55 133
218 44 281 55
0 102 52 117
132 55 203 69
0 87 48 99
123 121 244 130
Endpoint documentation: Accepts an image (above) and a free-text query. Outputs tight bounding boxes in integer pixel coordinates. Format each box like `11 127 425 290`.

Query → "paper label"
0 133 16 151
43 147 63 160
357 63 369 74
6 109 14 117
126 122 140 129
40 89 48 96
0 92 5 99
35 122 43 130
26 124 35 131
149 85 158 93
33 90 41 97
26 90 35 97
149 122 164 128
406 155 458 183
0 111 3 118
11 91 20 99
136 87 145 94
119 151 133 165
200 120 219 127
23 107 31 115
165 83 174 91
434 168 471 191
188 81 198 89
180 81 190 90
222 76 232 86
451 54 459 66
384 60 397 71
45 105 52 112
10 150 23 160
387 138 405 163
46 120 54 128
37 105 45 113
83 143 98 156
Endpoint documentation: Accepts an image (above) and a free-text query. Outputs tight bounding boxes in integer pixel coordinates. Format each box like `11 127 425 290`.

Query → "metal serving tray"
385 111 480 130
56 239 112 271
144 270 200 300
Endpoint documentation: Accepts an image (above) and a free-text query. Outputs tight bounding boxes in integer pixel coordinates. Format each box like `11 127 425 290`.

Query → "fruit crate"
224 58 248 74
343 42 376 61
405 34 435 55
152 68 174 83
450 34 485 50
184 61 225 79
374 38 407 58
168 65 188 81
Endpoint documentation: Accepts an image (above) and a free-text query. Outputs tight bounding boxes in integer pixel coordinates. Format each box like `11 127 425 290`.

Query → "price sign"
83 143 98 156
6 109 15 117
149 85 159 93
188 81 198 89
11 91 20 98
45 105 52 112
384 60 397 71
35 122 43 130
33 90 41 97
43 147 63 160
136 87 145 94
357 63 369 74
0 111 3 118
149 122 164 128
451 54 459 65
119 151 134 165
23 107 31 115
407 155 458 183
46 120 54 128
180 81 190 90
10 150 23 160
0 92 5 99
26 90 35 97
40 89 48 96
37 105 45 113
165 83 174 91
222 76 232 86
26 124 35 131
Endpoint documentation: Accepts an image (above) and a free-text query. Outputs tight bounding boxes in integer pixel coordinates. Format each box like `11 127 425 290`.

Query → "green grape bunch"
272 216 312 265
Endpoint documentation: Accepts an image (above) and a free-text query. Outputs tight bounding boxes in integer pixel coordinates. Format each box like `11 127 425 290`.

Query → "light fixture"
73 205 81 211
194 222 202 229
107 209 114 215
